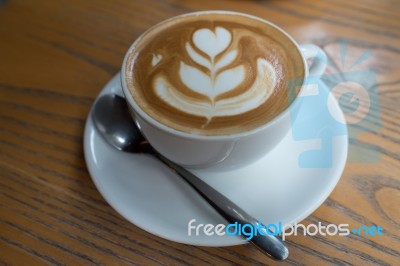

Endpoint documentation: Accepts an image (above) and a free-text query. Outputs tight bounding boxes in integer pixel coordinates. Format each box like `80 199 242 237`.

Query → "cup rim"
121 10 308 141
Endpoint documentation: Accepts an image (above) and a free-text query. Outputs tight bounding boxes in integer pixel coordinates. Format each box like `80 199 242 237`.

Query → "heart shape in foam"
193 27 231 59
152 54 162 66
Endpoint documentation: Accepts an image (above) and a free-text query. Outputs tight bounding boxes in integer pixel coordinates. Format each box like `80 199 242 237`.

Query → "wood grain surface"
0 0 399 265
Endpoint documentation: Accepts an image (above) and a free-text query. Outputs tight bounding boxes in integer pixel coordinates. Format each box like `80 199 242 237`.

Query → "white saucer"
84 73 348 246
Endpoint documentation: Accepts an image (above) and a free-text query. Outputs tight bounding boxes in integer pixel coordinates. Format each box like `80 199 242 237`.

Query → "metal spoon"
92 94 289 260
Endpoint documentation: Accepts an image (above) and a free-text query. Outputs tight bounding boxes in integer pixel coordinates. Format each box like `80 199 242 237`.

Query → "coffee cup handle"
299 44 327 76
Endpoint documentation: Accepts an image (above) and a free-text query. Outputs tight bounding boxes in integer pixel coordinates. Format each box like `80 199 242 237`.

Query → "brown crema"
125 12 305 136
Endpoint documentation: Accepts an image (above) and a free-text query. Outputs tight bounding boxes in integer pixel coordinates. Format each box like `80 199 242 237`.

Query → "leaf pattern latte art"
153 26 277 122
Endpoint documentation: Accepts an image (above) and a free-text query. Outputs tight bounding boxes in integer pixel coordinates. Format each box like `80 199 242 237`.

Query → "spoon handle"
155 153 289 260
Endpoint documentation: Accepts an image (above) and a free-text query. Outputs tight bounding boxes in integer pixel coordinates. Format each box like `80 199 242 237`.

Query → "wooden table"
0 0 399 265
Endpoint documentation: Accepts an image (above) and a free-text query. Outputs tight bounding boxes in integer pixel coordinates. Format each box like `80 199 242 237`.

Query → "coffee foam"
126 12 304 136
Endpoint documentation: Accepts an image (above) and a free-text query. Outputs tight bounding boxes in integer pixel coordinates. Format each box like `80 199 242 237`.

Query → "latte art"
154 26 277 122
126 13 305 135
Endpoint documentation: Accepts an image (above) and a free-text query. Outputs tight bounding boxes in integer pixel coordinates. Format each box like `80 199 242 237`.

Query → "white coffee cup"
120 11 327 170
